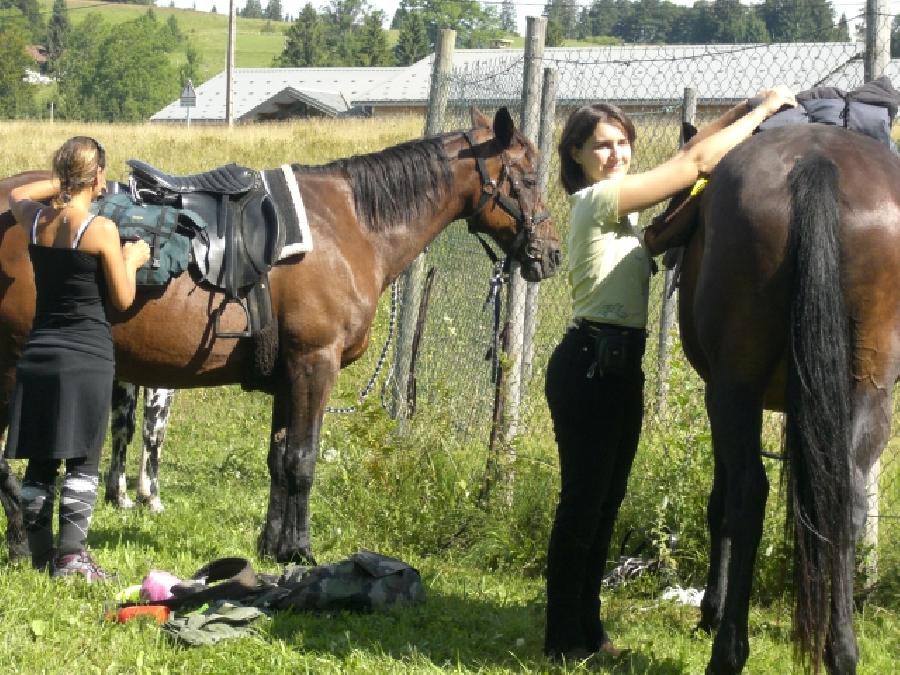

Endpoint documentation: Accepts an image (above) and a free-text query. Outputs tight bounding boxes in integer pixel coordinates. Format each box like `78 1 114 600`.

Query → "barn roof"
152 42 884 122
152 67 401 122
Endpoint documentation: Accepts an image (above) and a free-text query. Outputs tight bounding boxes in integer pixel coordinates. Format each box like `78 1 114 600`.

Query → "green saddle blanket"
90 192 207 286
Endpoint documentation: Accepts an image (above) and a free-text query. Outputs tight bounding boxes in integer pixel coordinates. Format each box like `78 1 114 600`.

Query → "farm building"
151 42 898 124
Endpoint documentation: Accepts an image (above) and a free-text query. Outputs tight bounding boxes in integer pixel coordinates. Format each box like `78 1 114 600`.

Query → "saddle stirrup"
214 297 253 339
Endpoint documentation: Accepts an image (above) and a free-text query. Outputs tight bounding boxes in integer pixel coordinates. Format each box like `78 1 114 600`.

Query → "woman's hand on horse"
123 239 150 269
755 86 797 116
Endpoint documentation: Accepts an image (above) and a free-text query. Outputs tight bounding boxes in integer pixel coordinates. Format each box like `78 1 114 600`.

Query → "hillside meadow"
37 0 401 83
0 119 897 673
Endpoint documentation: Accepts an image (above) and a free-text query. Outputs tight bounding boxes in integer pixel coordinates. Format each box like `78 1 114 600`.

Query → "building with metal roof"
153 43 895 124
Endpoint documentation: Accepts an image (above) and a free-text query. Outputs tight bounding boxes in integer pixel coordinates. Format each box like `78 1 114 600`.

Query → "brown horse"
671 124 899 674
0 108 560 564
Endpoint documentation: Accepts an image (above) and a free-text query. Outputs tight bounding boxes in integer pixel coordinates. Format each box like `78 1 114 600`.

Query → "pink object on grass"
140 570 182 602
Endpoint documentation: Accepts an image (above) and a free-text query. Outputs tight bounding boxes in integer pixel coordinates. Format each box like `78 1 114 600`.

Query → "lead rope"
325 279 399 415
484 258 507 384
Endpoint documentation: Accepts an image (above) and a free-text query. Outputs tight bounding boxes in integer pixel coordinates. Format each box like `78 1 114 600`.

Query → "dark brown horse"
671 124 899 674
0 108 560 564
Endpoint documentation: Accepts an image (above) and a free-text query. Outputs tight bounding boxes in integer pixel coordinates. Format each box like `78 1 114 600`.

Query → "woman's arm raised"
616 87 795 216
9 179 61 230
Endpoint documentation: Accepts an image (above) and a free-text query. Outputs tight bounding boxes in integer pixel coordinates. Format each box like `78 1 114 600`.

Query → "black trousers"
543 322 646 655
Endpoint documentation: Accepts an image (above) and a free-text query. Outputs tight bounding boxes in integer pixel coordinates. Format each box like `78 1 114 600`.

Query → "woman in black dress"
5 137 149 580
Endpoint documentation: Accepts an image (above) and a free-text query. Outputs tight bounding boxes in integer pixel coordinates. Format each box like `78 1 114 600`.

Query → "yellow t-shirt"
567 179 652 329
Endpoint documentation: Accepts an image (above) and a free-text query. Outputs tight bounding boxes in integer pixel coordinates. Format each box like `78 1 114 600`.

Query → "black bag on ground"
272 550 426 612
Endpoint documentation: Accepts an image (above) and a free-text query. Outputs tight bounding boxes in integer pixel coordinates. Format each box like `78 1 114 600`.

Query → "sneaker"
50 550 114 582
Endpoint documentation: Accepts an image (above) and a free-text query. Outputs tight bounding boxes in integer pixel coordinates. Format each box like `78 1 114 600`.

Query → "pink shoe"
50 551 115 582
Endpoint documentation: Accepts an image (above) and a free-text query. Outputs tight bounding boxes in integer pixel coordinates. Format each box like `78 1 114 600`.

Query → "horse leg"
0 455 27 561
106 380 137 509
136 388 174 514
705 381 767 675
697 387 730 634
258 349 338 563
824 382 893 674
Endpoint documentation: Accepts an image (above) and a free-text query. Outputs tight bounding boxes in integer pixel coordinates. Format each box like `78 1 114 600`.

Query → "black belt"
572 318 647 339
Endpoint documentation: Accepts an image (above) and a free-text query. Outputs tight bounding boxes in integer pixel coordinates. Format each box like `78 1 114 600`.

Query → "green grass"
38 1 401 83
0 119 897 672
0 382 896 673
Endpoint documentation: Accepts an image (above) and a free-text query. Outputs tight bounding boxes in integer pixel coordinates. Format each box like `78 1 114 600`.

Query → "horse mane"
292 135 453 232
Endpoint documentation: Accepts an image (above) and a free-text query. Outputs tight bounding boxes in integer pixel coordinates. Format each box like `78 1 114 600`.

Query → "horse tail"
785 153 853 670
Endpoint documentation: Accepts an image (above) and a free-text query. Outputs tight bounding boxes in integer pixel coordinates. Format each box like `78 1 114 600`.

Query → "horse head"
462 107 561 282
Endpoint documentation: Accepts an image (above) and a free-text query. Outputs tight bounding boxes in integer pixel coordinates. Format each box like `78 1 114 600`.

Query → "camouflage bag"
272 550 425 612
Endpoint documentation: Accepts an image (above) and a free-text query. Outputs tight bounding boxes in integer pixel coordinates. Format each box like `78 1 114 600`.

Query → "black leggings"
543 323 646 655
23 455 100 484
22 455 101 561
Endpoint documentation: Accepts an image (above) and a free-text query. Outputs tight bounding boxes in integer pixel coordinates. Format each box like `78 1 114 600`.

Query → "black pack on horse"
0 108 560 564
648 123 899 673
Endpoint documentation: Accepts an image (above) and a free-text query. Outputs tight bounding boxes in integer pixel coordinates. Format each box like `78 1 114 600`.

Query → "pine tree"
759 0 837 42
46 0 71 74
275 3 325 66
836 12 849 41
265 0 283 22
500 0 516 33
394 10 429 65
241 0 264 19
542 0 578 40
180 43 202 84
356 10 391 65
391 0 415 30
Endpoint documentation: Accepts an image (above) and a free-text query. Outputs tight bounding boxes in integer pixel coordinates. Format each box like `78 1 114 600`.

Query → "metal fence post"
388 29 455 421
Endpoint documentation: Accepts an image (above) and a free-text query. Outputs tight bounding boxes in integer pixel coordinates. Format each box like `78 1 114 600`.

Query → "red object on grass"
105 605 171 624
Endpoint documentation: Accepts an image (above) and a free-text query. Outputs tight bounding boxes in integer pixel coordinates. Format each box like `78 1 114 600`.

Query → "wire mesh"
399 42 898 592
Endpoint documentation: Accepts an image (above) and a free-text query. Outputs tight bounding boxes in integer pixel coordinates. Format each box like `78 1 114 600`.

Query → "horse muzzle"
519 239 561 281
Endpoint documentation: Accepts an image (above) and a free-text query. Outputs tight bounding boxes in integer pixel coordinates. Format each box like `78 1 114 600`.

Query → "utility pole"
226 0 236 126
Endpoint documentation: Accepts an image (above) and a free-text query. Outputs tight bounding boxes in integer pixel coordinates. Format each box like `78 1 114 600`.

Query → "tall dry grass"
0 117 426 179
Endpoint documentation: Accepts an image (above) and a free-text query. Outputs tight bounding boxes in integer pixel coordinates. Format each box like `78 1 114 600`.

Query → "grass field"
37 1 403 83
0 119 897 673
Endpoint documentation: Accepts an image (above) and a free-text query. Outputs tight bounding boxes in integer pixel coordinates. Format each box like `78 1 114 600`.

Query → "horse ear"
470 107 492 129
493 107 515 149
681 122 698 144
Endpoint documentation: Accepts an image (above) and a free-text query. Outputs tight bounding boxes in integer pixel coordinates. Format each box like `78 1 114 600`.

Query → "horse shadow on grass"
265 587 684 673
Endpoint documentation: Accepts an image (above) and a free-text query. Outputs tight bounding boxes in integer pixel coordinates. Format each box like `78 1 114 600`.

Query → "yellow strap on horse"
690 177 709 197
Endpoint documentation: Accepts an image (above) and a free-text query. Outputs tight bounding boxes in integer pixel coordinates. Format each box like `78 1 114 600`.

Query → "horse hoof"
258 534 315 566
138 496 165 514
693 621 716 637
7 534 30 562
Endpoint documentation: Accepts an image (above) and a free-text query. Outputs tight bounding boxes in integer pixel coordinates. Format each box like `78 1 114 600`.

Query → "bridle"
462 130 551 270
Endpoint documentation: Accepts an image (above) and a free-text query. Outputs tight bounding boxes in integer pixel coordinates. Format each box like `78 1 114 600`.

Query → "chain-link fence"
393 41 898 595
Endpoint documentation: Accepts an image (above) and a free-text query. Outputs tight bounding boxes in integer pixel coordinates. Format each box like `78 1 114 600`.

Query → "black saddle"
127 160 258 195
127 160 283 339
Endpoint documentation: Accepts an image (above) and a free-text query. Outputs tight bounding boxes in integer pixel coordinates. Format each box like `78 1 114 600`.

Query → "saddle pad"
261 165 313 259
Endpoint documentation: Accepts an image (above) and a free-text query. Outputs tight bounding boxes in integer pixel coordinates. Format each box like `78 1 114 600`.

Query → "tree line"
276 0 515 68
544 0 852 46
2 0 899 122
0 0 199 120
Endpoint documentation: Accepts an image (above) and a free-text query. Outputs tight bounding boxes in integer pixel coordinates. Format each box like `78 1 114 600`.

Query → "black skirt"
5 329 113 461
